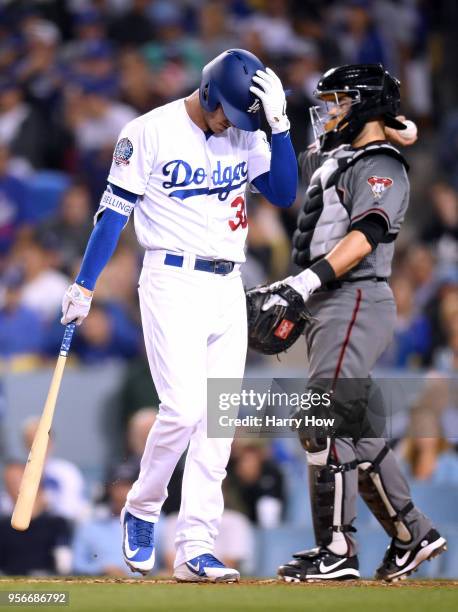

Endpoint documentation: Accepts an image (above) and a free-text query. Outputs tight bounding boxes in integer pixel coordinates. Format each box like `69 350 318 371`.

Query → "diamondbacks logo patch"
367 176 393 199
274 319 295 340
113 137 133 166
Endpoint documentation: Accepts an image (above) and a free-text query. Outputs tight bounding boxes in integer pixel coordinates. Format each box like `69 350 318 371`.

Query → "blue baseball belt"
164 253 235 275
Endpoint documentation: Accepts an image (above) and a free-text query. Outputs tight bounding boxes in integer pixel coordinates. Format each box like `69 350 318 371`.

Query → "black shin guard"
308 457 358 548
358 445 413 543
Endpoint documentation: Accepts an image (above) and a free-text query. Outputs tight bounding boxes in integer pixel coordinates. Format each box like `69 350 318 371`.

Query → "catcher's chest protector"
292 143 408 269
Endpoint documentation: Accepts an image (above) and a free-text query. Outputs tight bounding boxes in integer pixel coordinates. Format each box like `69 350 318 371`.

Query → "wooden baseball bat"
11 323 76 531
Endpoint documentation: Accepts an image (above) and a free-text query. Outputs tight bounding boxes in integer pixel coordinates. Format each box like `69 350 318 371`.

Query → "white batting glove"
250 67 290 134
261 270 321 311
61 283 93 326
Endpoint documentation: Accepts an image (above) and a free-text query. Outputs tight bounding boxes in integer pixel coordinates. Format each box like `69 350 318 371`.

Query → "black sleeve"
351 213 388 250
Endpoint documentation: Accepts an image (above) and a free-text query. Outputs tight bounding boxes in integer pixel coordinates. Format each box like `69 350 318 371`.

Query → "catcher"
247 64 447 582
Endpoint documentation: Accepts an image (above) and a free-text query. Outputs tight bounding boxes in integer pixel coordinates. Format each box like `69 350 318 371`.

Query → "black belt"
164 253 235 275
317 276 388 292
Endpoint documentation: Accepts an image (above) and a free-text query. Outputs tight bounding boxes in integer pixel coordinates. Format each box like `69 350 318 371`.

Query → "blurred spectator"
403 436 458 485
44 302 141 363
0 378 6 461
433 295 458 371
379 276 431 368
292 3 342 68
13 233 69 322
120 405 184 518
0 462 72 575
117 356 160 429
92 243 141 317
22 417 89 522
0 145 29 260
427 283 458 368
225 439 286 527
403 373 458 483
0 267 45 362
109 0 154 47
404 243 437 312
196 1 240 63
65 78 136 198
68 40 117 89
437 110 458 191
67 8 108 53
125 406 157 461
37 181 93 275
142 6 203 99
334 0 388 66
0 78 48 169
15 18 62 114
118 49 158 114
66 80 135 155
420 182 458 269
72 462 136 576
246 196 291 281
240 0 299 56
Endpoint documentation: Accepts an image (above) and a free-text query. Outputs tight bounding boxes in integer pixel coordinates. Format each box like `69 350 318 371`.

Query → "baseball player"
60 49 297 581
262 64 446 582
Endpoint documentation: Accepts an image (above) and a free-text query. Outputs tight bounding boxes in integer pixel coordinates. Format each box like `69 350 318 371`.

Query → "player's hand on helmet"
61 283 93 326
250 67 290 134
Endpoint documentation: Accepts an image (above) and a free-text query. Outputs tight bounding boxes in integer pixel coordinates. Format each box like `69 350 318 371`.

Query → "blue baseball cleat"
120 508 155 575
173 553 240 582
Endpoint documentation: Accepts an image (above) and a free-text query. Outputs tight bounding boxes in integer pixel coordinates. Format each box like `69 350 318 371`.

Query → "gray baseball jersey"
292 142 409 279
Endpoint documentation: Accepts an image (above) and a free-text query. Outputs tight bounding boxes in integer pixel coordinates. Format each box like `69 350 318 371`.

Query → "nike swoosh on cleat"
124 524 140 559
318 558 347 573
186 561 201 573
395 551 410 567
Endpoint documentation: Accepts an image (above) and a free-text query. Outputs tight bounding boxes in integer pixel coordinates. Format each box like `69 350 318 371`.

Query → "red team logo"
367 176 393 199
274 319 295 339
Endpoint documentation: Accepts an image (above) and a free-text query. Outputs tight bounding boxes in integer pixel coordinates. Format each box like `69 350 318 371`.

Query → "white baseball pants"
125 251 247 566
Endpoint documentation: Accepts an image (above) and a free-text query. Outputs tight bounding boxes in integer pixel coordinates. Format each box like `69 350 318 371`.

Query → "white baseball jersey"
107 98 271 262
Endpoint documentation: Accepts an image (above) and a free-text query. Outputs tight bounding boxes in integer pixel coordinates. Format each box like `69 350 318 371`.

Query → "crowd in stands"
0 0 456 577
0 0 455 371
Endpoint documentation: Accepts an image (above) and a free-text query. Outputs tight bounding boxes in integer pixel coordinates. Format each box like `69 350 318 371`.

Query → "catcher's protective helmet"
199 49 265 132
310 63 406 151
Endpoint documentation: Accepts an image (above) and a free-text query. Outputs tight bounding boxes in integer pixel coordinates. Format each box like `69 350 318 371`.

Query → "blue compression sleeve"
251 131 297 208
75 184 137 291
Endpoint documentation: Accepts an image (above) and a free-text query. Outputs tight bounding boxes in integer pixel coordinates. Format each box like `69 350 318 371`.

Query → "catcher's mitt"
246 283 314 355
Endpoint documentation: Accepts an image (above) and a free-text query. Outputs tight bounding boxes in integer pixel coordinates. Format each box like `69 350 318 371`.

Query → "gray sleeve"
298 146 324 186
345 154 409 235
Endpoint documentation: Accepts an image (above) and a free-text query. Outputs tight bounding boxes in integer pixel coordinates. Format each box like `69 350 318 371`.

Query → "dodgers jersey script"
106 98 271 261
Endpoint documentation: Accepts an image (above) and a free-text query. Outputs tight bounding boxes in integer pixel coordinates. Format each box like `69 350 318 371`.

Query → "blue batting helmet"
199 49 265 132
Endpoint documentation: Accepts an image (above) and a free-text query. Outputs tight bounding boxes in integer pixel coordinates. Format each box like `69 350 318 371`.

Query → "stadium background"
0 0 457 580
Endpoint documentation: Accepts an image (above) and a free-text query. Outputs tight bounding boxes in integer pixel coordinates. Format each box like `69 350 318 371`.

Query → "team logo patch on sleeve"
367 176 393 199
113 137 133 166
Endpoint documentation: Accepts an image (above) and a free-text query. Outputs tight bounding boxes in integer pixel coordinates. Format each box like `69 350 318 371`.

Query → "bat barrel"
10 324 76 531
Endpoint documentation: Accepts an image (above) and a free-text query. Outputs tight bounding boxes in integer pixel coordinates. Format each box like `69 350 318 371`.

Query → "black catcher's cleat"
278 547 360 582
375 528 447 582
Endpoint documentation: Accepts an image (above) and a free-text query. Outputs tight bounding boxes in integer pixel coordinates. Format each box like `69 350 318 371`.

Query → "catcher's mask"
309 63 406 152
